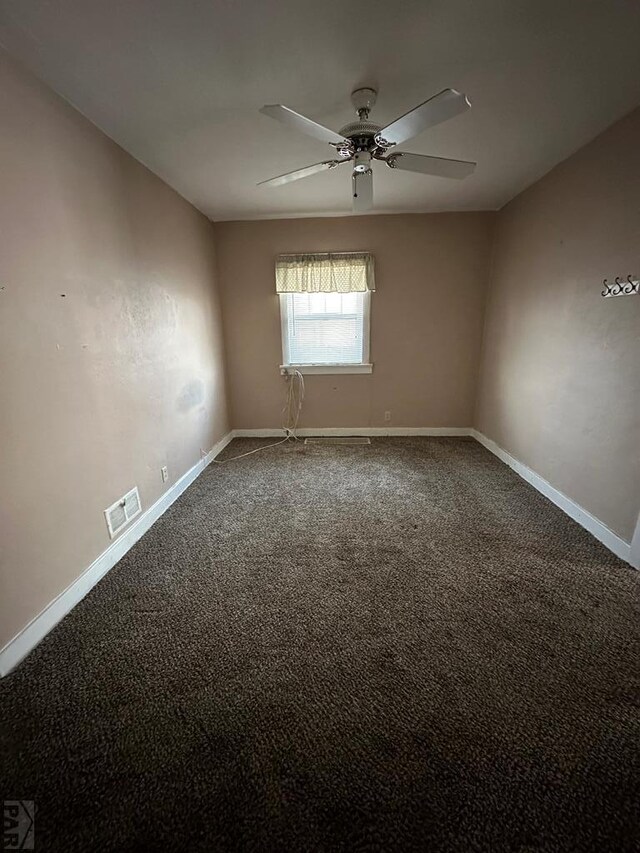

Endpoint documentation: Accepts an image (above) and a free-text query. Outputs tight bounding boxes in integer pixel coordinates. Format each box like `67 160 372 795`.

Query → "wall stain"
177 379 204 412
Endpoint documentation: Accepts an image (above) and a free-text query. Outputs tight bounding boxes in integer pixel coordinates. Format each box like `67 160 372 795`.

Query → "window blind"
281 291 367 365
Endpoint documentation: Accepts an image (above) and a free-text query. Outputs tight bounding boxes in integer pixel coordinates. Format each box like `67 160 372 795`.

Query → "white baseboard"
630 515 640 570
0 431 234 677
232 427 472 438
471 429 633 567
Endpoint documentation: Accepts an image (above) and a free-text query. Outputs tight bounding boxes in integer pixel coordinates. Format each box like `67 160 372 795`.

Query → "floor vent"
304 437 371 446
104 487 142 539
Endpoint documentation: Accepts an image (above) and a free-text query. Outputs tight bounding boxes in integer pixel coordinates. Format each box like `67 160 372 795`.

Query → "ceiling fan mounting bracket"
374 132 394 150
331 141 356 158
351 87 377 120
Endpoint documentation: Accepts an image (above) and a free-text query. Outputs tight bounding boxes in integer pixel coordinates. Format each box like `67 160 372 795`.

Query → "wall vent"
104 487 142 539
304 437 371 446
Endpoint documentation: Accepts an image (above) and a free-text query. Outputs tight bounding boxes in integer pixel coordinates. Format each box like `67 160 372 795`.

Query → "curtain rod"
276 251 371 258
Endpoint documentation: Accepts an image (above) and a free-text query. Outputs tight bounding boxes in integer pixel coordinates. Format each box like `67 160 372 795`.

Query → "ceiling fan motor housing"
338 120 381 142
334 121 382 159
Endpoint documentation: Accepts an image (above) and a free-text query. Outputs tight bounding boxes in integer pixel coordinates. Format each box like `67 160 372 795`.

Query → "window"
280 291 371 372
276 252 374 375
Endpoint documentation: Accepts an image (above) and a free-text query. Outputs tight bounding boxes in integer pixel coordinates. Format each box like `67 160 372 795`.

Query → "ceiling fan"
258 87 476 212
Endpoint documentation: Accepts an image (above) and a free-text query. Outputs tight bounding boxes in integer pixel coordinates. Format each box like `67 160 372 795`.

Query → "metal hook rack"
601 275 639 298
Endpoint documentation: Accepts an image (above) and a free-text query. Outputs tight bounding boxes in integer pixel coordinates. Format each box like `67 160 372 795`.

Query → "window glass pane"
282 291 366 365
340 292 359 312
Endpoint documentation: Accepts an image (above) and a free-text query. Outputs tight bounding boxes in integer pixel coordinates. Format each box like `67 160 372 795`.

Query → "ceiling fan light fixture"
353 151 372 173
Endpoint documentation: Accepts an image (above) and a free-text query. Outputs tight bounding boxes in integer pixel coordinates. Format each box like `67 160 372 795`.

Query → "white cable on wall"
214 369 305 463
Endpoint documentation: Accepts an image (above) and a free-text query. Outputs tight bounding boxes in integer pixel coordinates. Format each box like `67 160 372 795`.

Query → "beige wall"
215 214 495 430
476 108 640 542
0 52 229 649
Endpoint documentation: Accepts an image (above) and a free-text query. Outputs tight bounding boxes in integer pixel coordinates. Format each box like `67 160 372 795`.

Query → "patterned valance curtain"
275 252 375 293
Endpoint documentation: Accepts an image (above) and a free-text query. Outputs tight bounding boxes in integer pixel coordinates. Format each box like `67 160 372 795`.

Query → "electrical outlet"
161 466 169 483
384 410 392 422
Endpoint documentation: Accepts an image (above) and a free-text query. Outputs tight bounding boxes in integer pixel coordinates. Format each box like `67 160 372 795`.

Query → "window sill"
280 363 373 375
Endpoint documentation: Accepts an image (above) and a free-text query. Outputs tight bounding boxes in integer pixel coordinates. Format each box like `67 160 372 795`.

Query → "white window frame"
279 290 373 375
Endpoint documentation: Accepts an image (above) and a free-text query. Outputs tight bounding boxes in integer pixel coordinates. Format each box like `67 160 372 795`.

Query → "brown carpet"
1 437 639 852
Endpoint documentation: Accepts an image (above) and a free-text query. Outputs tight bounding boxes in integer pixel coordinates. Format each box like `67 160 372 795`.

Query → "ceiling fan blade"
376 89 471 147
260 104 347 145
258 160 346 188
352 169 373 212
387 152 476 179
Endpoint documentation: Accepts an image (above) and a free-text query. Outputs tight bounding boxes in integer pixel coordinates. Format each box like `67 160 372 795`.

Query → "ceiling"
1 0 639 221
